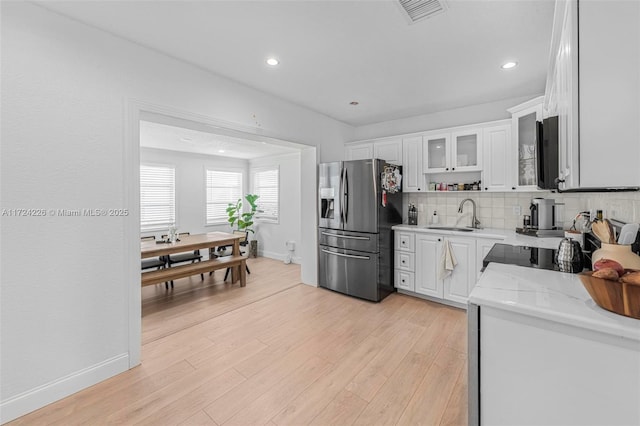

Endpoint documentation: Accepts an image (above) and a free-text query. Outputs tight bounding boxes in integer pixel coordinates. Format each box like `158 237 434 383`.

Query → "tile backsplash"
403 191 640 229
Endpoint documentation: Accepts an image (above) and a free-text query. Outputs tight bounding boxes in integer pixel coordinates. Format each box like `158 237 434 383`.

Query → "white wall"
0 2 351 422
352 95 536 141
249 153 302 263
140 148 248 240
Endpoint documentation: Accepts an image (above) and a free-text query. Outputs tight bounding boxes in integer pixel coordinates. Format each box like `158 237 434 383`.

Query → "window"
206 170 243 225
252 168 279 222
140 164 175 231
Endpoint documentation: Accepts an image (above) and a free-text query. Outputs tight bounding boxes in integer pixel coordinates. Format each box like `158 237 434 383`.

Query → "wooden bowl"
579 271 640 319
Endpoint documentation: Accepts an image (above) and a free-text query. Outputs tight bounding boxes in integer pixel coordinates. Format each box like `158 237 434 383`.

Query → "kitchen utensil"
604 219 616 244
579 271 640 319
591 221 610 244
618 223 639 245
556 238 584 273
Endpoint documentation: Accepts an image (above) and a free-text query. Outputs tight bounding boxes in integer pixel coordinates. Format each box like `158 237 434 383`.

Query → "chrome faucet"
458 198 481 229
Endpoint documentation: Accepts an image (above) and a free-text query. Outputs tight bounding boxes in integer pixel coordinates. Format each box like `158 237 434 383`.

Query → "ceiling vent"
397 0 448 23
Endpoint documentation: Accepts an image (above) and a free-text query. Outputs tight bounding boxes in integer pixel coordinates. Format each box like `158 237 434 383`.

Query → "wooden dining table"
141 231 246 287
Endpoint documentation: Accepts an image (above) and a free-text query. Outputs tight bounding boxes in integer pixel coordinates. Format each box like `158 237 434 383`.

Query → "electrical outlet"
512 205 521 216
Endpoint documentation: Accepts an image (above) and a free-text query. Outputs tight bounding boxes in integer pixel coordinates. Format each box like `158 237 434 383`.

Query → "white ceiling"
140 120 301 159
38 0 555 126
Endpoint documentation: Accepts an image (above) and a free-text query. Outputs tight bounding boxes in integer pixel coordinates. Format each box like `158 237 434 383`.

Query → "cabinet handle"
401 279 405 283
417 188 421 191
512 187 516 190
438 238 441 242
484 187 488 191
402 260 405 263
445 168 449 171
452 167 455 171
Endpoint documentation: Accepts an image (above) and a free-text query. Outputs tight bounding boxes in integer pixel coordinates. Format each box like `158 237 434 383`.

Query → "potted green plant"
226 194 259 257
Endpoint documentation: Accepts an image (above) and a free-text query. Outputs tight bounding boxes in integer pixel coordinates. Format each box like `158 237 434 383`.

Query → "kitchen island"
468 263 640 425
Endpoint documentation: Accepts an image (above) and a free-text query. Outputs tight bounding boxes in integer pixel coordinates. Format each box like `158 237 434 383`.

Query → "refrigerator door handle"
339 166 345 224
320 232 370 240
344 168 349 224
321 249 370 260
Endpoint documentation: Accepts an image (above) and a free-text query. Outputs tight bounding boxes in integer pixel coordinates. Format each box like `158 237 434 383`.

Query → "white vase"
592 243 640 270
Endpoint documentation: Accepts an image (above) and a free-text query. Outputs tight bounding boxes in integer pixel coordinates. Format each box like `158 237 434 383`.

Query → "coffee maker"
517 198 565 237
531 198 559 230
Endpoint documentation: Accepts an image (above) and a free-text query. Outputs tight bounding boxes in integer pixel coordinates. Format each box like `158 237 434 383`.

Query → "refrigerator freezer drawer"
318 228 378 253
319 245 379 302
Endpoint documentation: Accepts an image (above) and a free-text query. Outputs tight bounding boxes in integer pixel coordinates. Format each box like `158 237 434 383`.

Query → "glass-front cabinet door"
451 129 482 172
510 101 543 190
423 133 450 173
516 112 538 187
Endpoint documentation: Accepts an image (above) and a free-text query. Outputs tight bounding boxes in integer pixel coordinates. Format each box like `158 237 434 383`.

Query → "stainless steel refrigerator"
318 159 402 302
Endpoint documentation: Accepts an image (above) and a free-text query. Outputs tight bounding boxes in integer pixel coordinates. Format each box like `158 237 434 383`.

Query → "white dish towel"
438 239 458 281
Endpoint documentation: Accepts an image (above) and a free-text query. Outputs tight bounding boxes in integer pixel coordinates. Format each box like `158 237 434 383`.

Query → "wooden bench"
141 255 247 287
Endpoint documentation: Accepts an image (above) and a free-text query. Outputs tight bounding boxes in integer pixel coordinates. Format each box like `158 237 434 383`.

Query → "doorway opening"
125 102 318 366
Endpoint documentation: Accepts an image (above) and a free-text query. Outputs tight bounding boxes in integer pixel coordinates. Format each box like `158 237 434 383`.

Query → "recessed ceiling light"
180 137 192 142
349 101 359 106
501 61 518 70
218 149 225 153
266 58 279 66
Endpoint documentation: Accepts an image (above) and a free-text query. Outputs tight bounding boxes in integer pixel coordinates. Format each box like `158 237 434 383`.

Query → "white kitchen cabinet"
345 143 373 161
344 139 402 165
394 231 416 291
475 238 502 281
395 232 477 306
507 97 543 191
402 136 424 192
442 236 477 305
373 139 402 165
423 128 482 173
545 0 639 189
482 124 513 192
415 234 442 298
394 270 415 292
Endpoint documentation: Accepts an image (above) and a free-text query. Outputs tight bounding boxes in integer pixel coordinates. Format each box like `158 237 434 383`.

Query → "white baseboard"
259 250 301 265
0 353 130 424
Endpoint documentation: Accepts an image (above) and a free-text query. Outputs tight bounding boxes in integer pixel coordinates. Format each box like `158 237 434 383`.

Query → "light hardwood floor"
11 257 468 426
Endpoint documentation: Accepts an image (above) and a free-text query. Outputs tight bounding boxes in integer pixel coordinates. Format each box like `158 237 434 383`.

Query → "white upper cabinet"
373 139 402 165
545 0 579 189
345 139 402 165
345 143 373 161
545 0 639 189
402 136 424 192
423 128 482 173
482 124 513 192
423 133 451 173
508 98 543 191
451 129 482 172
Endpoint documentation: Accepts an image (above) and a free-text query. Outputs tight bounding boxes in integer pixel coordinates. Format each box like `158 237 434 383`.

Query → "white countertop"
392 224 563 249
469 262 640 342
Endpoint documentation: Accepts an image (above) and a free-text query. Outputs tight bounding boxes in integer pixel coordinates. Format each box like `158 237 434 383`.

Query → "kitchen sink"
423 226 476 232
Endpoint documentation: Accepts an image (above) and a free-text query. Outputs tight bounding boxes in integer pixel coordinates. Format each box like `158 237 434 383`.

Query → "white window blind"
252 168 279 222
140 164 175 231
206 170 242 225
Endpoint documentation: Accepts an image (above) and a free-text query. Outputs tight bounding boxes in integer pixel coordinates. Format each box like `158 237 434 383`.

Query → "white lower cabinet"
395 232 477 306
415 234 442 298
442 237 477 305
394 270 415 291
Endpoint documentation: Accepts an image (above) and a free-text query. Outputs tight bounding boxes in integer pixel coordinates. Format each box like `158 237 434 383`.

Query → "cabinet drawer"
395 251 415 271
395 270 415 291
395 232 415 252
